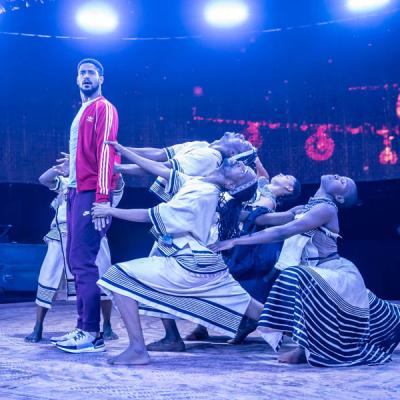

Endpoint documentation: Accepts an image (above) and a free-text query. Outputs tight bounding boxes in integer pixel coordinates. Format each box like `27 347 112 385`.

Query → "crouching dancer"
92 152 264 365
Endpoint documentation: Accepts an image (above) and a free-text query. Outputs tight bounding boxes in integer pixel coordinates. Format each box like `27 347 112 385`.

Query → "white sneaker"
56 330 105 354
50 328 81 344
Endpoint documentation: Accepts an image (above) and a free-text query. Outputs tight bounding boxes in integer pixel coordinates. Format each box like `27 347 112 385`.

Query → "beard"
80 82 99 97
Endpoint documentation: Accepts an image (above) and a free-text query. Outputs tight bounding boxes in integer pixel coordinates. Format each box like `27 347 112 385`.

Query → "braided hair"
217 148 258 241
217 183 258 241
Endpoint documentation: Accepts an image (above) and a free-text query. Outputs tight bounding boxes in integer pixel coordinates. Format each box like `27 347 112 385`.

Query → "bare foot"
184 325 209 341
146 338 186 352
25 325 43 343
108 348 150 365
227 317 257 345
278 347 307 364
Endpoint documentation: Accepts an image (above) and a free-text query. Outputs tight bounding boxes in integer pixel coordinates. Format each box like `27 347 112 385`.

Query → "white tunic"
150 140 222 202
98 171 251 337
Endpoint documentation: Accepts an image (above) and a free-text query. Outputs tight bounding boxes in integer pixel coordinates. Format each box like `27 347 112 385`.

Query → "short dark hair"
340 179 358 208
276 177 301 209
77 58 104 76
287 177 301 201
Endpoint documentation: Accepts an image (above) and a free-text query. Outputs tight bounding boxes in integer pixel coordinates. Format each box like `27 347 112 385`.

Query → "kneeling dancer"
211 174 400 367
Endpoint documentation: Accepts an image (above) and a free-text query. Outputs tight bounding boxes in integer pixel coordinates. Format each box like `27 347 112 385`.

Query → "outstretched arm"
39 167 62 189
239 206 301 225
114 163 154 177
107 141 171 181
255 157 269 179
92 203 150 225
39 153 69 189
254 210 296 226
209 204 336 252
125 146 168 162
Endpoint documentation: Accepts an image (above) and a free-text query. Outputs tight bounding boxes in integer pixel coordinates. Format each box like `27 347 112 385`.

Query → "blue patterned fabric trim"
99 264 243 336
164 146 176 160
300 197 338 238
36 282 57 308
259 266 399 367
67 279 76 296
149 178 172 202
149 205 226 273
149 205 167 236
175 252 227 275
165 170 186 196
170 158 183 172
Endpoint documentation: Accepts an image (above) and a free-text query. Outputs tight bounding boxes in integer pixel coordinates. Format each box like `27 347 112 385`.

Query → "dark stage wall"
1 2 400 301
0 180 399 300
1 11 400 186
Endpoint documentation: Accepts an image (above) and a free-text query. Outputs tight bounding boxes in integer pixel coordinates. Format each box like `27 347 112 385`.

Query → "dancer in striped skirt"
210 174 400 367
92 150 264 365
25 156 125 343
108 137 261 352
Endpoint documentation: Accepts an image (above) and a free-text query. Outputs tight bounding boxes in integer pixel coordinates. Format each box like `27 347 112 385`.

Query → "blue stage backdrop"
1 6 400 186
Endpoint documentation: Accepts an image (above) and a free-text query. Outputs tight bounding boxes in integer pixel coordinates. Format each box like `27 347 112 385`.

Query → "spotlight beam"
204 1 249 28
347 0 391 12
75 1 119 35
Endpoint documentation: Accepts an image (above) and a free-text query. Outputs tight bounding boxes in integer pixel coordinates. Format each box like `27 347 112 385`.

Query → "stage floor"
0 302 399 400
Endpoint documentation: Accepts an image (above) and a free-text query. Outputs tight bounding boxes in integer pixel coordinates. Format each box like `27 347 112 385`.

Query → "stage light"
76 1 119 34
347 0 391 12
204 1 249 28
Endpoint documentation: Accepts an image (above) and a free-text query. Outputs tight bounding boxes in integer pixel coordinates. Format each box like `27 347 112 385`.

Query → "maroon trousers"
66 189 111 332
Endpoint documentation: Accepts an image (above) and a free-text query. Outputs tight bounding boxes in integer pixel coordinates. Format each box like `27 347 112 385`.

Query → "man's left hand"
92 202 111 231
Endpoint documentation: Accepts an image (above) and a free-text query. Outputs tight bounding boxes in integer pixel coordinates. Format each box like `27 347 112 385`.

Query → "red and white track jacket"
76 96 120 203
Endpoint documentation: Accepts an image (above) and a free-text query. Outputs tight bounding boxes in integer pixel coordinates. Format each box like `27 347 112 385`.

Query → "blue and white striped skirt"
258 262 400 367
98 255 251 337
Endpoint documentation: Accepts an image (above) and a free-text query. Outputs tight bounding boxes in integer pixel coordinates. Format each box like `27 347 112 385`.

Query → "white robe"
98 172 251 337
150 141 222 202
36 178 124 308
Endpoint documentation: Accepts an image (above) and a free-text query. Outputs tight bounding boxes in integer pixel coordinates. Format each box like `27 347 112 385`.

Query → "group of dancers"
25 58 400 367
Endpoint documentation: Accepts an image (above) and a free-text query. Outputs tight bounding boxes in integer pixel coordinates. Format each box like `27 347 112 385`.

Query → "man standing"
54 58 119 353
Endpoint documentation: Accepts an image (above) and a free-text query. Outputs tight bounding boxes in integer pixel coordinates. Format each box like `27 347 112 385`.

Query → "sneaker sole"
51 339 65 345
56 345 106 354
51 338 72 345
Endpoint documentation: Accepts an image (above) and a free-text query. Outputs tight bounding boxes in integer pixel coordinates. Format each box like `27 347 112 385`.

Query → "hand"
105 140 125 155
56 152 70 162
54 152 70 176
113 163 122 173
53 165 69 177
92 202 112 231
289 205 304 216
208 239 236 253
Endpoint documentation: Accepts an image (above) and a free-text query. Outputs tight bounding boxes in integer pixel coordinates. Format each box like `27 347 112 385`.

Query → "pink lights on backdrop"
396 93 400 119
193 86 204 97
305 126 335 162
377 127 398 165
192 107 399 165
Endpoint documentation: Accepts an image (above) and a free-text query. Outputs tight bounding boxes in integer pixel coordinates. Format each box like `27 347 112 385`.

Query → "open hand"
54 152 70 176
56 152 69 163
